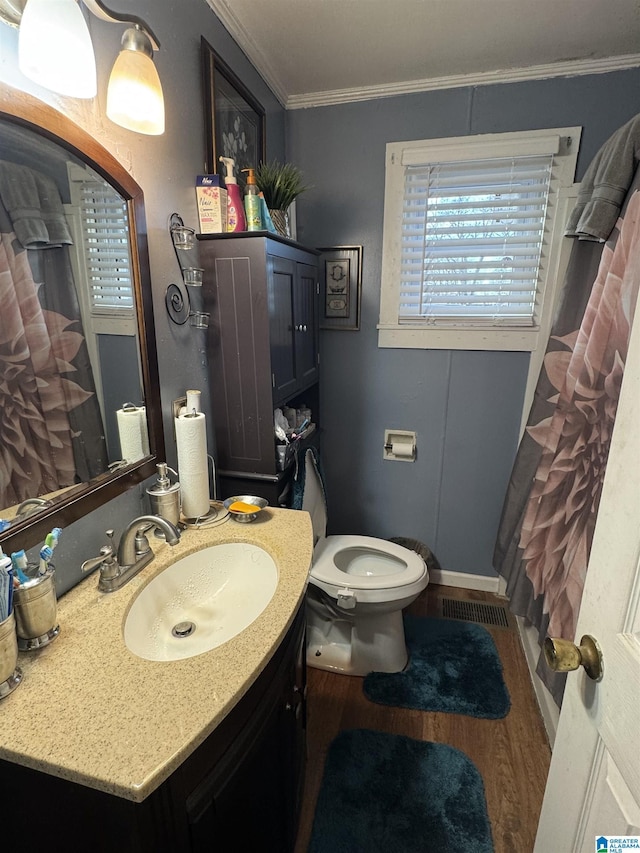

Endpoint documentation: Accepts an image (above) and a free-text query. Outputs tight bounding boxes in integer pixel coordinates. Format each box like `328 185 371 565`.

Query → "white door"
535 288 640 851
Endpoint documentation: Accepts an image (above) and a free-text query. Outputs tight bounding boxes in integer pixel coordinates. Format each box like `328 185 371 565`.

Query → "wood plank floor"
294 585 552 853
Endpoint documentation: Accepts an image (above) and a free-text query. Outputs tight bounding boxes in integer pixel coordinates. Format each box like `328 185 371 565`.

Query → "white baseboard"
515 616 559 747
429 568 502 593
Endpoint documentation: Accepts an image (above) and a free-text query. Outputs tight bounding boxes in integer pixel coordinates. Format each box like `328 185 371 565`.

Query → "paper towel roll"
175 412 210 518
392 438 415 459
117 406 150 463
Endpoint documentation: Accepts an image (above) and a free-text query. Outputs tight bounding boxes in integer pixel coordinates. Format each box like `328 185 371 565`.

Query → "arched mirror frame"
0 82 165 552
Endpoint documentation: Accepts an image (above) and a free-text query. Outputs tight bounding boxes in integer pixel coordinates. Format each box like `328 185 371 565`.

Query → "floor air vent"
438 597 512 629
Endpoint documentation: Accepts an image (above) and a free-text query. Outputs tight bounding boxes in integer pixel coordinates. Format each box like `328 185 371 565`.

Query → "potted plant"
255 160 309 238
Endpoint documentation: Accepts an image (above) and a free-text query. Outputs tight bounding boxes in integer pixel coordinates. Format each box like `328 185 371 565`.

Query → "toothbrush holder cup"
13 568 60 651
0 612 22 699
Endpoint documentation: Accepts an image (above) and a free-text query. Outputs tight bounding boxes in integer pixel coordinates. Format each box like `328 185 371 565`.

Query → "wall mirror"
0 83 164 551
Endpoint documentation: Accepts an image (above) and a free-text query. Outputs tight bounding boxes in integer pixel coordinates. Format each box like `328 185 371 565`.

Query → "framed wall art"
201 38 266 183
318 246 362 330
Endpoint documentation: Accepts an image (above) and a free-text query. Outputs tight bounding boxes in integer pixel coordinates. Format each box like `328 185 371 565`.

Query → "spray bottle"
219 157 246 232
242 168 262 231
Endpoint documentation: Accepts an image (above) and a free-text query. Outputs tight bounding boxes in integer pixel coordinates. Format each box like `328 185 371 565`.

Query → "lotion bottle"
242 168 262 231
219 156 246 232
146 463 181 532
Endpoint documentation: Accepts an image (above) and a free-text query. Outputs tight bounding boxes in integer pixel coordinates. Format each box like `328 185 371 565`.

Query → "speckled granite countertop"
0 507 312 803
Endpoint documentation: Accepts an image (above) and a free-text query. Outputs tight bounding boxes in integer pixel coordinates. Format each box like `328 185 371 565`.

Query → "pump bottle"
146 463 181 532
242 168 262 231
219 156 246 232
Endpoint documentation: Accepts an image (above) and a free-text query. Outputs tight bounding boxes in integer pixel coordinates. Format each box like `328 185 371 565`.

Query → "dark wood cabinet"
0 604 307 853
199 233 319 504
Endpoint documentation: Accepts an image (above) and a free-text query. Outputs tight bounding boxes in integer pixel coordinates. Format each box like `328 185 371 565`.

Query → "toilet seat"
313 534 427 588
301 450 429 605
310 535 428 604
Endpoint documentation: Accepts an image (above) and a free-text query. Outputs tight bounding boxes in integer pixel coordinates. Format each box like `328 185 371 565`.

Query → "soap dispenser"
219 156 246 233
146 463 181 533
242 168 262 231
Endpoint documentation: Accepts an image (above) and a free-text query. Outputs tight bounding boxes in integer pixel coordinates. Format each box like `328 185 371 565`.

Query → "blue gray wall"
288 69 640 577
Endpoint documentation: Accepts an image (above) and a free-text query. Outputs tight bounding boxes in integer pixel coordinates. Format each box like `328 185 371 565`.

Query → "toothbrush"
10 550 29 585
292 418 310 440
0 549 13 619
39 527 62 574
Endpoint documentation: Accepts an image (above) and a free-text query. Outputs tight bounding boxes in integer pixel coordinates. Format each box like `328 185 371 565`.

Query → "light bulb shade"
18 0 97 98
106 43 165 135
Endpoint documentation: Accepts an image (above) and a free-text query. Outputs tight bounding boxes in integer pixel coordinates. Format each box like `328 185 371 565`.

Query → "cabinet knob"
294 324 308 332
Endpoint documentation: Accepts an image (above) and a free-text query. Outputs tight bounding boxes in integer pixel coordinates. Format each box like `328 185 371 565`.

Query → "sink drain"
172 621 196 638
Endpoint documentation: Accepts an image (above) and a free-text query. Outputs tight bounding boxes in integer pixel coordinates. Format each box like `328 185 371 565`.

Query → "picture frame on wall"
318 246 363 331
201 37 266 183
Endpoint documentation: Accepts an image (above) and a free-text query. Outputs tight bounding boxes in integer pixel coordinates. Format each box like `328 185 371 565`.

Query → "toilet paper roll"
116 406 149 463
391 438 415 460
175 412 210 518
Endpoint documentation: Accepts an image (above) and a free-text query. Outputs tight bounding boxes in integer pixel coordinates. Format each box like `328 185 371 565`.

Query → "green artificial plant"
255 160 309 211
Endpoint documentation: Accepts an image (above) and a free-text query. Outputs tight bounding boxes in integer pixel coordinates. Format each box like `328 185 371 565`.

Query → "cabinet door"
268 255 298 402
294 262 319 391
187 706 288 852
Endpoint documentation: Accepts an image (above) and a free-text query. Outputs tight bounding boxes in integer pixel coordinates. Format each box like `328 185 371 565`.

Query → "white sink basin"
124 543 278 661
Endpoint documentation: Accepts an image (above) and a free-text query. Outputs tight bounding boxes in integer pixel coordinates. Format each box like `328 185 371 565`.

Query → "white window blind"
400 154 553 326
78 181 133 314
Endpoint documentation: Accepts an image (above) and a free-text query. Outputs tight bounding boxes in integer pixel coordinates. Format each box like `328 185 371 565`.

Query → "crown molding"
203 2 640 113
205 0 288 106
287 53 640 110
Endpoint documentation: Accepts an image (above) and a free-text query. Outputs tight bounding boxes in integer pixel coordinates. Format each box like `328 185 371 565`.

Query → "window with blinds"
400 155 553 326
378 128 581 350
77 180 133 315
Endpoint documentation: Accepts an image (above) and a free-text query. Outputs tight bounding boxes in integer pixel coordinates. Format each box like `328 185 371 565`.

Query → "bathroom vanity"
199 233 320 506
0 508 312 853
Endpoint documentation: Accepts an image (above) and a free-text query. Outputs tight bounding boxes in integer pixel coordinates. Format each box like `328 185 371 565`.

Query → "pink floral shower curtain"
494 116 640 705
0 164 108 510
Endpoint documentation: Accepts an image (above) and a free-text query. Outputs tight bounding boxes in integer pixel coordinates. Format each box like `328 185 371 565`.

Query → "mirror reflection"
0 118 147 526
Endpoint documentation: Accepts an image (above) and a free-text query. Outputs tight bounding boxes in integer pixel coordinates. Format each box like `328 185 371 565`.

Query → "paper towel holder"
383 429 417 462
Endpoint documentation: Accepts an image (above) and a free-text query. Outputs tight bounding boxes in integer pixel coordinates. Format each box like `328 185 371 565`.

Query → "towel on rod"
566 113 640 242
0 161 72 248
34 171 73 247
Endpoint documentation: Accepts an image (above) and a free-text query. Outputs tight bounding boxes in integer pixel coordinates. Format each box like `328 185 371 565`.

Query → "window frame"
378 127 582 351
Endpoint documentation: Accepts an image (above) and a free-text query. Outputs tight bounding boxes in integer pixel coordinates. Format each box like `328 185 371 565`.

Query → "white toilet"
301 450 429 676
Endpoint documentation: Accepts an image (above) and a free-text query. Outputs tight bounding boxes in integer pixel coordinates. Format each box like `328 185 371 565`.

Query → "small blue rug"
308 729 494 853
363 615 510 719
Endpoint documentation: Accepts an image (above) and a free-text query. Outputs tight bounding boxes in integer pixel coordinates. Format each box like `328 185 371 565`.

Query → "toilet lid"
301 449 327 544
312 534 427 590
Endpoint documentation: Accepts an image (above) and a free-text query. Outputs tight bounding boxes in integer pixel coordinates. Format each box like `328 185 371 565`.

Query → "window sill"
377 325 541 351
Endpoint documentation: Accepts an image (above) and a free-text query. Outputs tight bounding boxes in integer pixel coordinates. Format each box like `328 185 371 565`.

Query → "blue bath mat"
308 728 494 853
363 615 510 719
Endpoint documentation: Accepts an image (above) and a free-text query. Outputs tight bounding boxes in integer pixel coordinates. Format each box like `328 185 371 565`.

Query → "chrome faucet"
15 497 51 519
81 515 181 593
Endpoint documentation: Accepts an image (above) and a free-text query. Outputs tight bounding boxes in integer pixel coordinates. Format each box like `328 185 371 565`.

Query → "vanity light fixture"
105 24 164 135
18 0 97 98
0 0 165 135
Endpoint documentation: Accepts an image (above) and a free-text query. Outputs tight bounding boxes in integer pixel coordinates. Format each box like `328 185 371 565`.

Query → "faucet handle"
81 529 118 576
81 544 115 574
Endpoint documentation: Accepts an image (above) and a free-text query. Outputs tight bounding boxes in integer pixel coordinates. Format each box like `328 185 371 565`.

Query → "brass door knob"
543 635 603 681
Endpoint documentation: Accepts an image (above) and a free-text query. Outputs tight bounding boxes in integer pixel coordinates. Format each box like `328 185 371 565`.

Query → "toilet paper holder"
383 429 417 462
